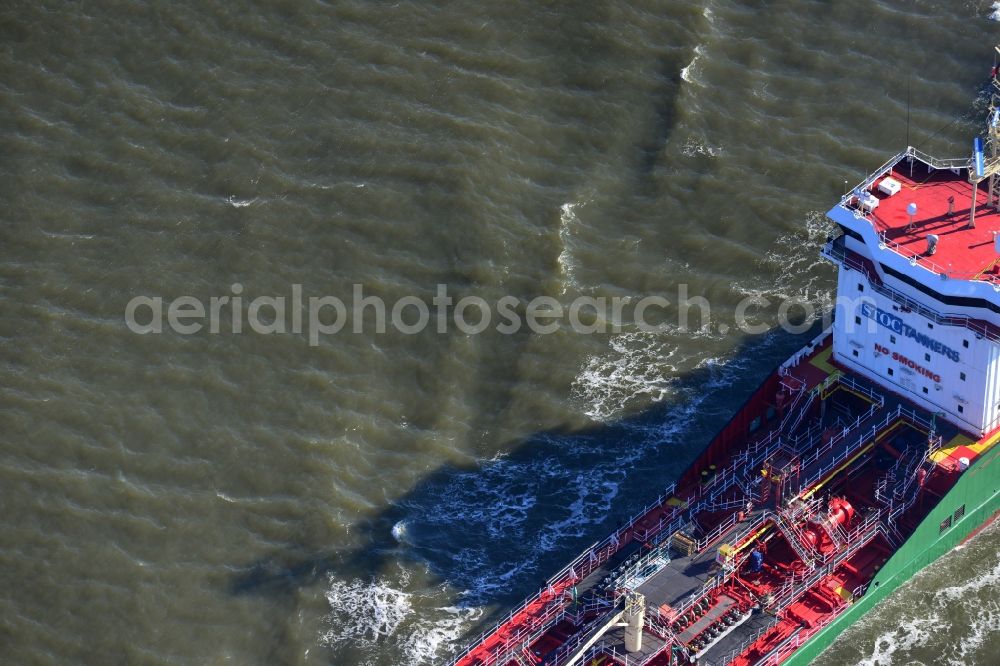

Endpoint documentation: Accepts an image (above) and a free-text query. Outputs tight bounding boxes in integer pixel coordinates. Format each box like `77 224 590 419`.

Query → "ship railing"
700 430 786 500
894 404 932 432
672 513 770 613
790 402 897 500
887 456 932 526
546 606 623 666
755 605 849 666
699 463 741 500
772 511 821 568
879 520 905 548
644 606 677 642
702 495 750 513
687 435 787 521
705 622 775 666
579 642 668 666
770 511 882 613
832 148 1000 284
752 515 880 666
926 433 944 457
696 511 741 552
838 149 910 208
839 146 969 210
787 420 824 453
711 510 770 554
874 474 892 507
823 239 1000 328
650 514 689 550
466 603 568 666
777 376 808 429
785 389 816 435
785 494 824 522
735 436 785 488
614 543 672 592
779 326 833 373
448 480 683 665
892 453 923 503
832 373 886 406
905 146 972 172
872 220 1000 286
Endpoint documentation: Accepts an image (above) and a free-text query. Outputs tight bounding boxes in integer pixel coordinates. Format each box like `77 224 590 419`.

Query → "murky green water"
2 1 998 664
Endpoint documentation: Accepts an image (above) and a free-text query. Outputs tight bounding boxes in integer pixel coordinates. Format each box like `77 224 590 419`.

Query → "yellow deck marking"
801 421 910 500
802 441 876 500
930 429 1000 464
734 525 773 553
809 346 837 375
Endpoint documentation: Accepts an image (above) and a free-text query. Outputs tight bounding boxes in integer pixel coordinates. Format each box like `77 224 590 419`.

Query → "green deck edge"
784 439 1000 665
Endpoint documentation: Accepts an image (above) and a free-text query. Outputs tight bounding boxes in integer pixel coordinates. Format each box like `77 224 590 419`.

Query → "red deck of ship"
865 162 1000 281
451 332 989 666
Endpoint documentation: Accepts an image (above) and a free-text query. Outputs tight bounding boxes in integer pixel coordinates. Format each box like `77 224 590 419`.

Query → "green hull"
785 439 1000 665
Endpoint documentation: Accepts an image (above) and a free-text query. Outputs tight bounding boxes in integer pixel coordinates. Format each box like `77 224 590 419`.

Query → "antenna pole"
906 78 911 149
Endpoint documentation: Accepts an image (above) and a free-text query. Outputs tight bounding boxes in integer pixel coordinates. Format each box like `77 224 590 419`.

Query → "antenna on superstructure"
906 78 911 150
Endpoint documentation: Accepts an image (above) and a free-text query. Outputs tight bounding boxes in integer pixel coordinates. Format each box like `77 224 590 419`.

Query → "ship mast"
983 45 1000 215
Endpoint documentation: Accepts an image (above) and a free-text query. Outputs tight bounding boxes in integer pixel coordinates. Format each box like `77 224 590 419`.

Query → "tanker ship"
448 56 1000 666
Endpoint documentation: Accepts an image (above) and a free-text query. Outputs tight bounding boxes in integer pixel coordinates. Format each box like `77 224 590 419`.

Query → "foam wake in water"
817 521 1000 666
401 605 484 665
322 573 483 665
681 45 706 85
557 201 587 294
322 576 413 648
572 332 681 421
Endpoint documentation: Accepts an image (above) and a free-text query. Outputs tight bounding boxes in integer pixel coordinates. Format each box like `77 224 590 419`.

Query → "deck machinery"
449 55 1000 666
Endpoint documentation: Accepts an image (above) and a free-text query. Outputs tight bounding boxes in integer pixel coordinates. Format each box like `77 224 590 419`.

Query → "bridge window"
939 516 952 533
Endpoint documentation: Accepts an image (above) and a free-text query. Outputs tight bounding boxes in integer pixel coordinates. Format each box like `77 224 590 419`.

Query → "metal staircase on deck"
772 510 818 569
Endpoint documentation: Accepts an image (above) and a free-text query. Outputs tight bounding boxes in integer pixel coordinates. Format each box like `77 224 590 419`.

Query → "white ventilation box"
878 176 902 196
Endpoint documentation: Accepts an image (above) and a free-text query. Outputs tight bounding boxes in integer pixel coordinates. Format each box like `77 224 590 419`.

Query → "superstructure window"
928 323 934 330
888 368 894 376
958 405 965 413
852 350 859 357
855 316 861 325
963 340 970 348
924 353 931 362
857 283 864 292
890 335 897 344
960 372 966 381
922 387 929 394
